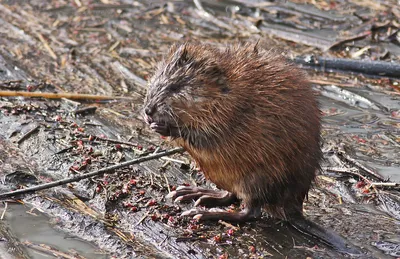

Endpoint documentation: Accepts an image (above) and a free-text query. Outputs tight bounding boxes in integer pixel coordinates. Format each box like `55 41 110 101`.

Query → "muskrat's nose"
144 105 155 116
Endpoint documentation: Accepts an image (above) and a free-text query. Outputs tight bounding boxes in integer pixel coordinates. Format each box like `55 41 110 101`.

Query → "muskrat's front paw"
150 122 170 136
149 122 180 137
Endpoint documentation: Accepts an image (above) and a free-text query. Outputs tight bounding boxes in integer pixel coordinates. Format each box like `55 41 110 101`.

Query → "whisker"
167 109 183 139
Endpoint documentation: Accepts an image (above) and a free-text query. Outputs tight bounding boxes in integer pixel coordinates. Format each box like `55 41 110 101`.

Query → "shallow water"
318 87 400 182
4 204 107 259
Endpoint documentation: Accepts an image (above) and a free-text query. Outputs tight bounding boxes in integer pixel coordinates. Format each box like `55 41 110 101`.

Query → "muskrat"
143 42 360 255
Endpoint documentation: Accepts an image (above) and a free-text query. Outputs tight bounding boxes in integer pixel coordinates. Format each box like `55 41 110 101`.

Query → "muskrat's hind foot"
166 186 237 207
181 206 262 222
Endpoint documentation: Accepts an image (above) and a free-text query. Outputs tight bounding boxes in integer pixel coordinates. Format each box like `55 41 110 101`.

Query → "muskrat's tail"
288 215 362 256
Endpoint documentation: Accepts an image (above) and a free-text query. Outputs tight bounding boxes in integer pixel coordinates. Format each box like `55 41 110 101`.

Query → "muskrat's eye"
221 86 230 94
169 84 180 92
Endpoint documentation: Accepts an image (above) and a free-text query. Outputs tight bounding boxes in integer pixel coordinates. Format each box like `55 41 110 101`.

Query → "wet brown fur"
147 42 322 220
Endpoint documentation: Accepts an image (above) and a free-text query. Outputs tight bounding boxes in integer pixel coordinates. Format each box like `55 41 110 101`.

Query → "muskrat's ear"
206 65 228 92
171 43 192 66
206 66 224 81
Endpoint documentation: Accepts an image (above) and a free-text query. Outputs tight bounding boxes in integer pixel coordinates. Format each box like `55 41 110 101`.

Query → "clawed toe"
180 207 262 222
166 190 208 203
181 208 226 216
165 185 237 207
180 208 206 218
165 186 208 201
180 208 228 221
166 191 177 199
180 208 199 217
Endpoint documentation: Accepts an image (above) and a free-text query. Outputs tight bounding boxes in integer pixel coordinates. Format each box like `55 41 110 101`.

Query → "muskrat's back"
144 43 321 220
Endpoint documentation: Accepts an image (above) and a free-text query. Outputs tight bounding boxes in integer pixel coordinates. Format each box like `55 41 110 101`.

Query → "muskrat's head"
143 43 230 138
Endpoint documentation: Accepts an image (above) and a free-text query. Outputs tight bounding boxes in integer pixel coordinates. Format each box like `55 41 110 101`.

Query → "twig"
378 134 400 148
158 235 168 246
161 160 171 169
73 106 97 115
218 220 239 231
193 0 235 31
0 79 23 86
1 202 8 220
74 0 82 7
112 228 134 243
135 197 150 204
323 166 378 194
83 122 102 127
134 211 150 227
61 97 81 106
76 133 139 147
351 46 371 58
337 150 385 181
261 24 333 50
17 124 40 144
176 236 207 242
23 241 85 259
309 79 357 87
370 182 399 187
160 157 188 164
0 147 185 199
0 91 135 100
54 146 74 155
323 166 372 183
153 147 161 154
36 33 57 60
327 31 371 50
109 41 121 52
320 85 382 111
163 173 171 193
322 167 356 174
293 245 321 252
111 61 147 89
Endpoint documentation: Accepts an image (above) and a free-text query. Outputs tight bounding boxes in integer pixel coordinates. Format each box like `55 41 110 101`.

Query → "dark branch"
294 56 400 79
0 147 185 200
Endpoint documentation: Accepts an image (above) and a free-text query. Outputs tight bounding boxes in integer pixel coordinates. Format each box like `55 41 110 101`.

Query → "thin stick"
36 33 57 60
337 151 385 181
153 147 161 154
0 147 185 199
150 174 154 186
134 211 150 227
1 202 8 220
370 182 399 187
160 157 187 164
77 133 139 147
158 235 168 246
193 0 234 31
163 173 171 193
218 220 239 231
23 241 83 259
0 91 135 101
324 166 379 193
17 124 40 144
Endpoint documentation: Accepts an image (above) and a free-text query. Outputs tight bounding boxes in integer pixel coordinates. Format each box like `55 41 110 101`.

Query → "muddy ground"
0 0 399 258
